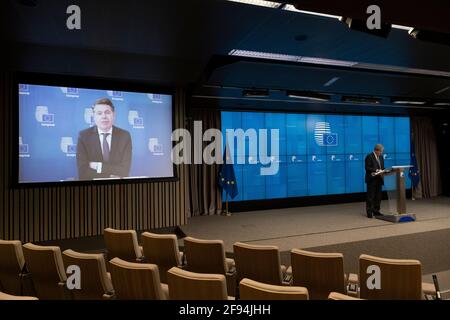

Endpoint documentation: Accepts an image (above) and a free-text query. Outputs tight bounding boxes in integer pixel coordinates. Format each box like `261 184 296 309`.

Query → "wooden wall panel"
0 72 188 242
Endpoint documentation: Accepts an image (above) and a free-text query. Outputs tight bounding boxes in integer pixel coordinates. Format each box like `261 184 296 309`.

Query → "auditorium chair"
290 249 358 299
22 243 68 300
141 232 184 283
233 242 290 287
109 257 168 300
0 240 31 296
183 237 236 294
0 291 38 300
167 267 233 300
239 278 309 300
358 254 436 300
328 292 363 300
62 249 114 299
104 228 144 262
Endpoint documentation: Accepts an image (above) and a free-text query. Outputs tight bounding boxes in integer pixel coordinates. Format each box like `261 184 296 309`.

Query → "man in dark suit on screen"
77 98 132 180
365 144 387 218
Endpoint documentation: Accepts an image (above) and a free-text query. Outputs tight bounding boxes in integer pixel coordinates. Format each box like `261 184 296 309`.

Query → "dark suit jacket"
76 126 132 180
365 152 385 185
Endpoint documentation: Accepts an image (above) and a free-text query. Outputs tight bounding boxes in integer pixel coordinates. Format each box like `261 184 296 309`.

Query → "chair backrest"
184 237 227 274
0 240 26 295
233 242 283 285
291 249 345 299
328 292 362 300
0 291 38 300
62 249 113 300
22 243 67 300
240 278 309 300
167 267 228 300
359 254 422 300
104 228 142 261
109 257 166 300
142 232 181 282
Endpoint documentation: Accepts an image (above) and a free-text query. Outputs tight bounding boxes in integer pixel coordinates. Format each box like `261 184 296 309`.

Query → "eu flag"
219 145 238 199
409 141 420 188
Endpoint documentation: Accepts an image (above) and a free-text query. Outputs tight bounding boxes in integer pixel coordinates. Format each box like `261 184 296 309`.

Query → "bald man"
365 144 385 218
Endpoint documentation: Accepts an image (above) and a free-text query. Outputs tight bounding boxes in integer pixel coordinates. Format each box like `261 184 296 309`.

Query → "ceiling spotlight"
409 28 450 46
340 16 391 38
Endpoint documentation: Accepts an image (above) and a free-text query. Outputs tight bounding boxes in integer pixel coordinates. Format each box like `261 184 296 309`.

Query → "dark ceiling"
2 0 450 113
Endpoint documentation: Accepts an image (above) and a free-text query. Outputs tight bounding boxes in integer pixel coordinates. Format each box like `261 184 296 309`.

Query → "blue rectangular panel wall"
221 112 411 201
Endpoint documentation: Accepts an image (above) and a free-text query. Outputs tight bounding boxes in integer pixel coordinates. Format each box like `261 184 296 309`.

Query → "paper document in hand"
372 169 388 177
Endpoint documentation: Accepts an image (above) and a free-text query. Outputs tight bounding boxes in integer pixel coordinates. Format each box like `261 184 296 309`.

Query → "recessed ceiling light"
392 99 426 105
287 91 331 102
226 0 282 8
343 96 382 104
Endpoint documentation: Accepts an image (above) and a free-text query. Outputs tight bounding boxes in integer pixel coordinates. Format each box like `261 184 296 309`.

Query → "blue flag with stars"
409 141 420 188
219 143 238 199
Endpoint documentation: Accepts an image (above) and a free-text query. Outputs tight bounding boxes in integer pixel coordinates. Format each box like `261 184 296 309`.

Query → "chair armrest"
226 266 236 276
103 291 115 300
346 273 359 297
136 256 146 262
283 274 293 285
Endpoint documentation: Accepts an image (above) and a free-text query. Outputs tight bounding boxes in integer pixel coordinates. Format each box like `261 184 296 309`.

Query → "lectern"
376 165 417 223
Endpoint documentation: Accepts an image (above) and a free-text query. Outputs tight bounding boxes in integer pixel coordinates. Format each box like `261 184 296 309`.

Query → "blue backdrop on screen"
19 84 173 183
222 111 411 201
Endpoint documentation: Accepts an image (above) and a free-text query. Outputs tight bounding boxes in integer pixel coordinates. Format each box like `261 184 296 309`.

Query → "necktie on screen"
102 133 110 162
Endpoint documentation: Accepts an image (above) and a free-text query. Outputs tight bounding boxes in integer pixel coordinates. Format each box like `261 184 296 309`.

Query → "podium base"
375 213 416 223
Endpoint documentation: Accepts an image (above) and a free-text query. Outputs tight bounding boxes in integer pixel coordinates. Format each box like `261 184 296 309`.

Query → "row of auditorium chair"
0 228 436 300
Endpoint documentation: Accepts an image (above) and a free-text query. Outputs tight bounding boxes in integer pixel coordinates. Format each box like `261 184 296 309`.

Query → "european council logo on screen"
128 111 145 129
19 137 30 158
107 90 124 101
84 108 95 126
314 122 338 147
148 138 163 155
61 137 77 157
148 94 163 104
35 106 55 127
19 84 30 95
60 87 79 98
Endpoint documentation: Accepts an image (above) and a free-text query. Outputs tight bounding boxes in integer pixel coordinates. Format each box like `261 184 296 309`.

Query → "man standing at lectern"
365 144 385 218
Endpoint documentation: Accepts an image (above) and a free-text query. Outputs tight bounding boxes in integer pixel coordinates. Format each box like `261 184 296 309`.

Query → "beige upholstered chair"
0 291 38 300
240 278 309 300
184 237 234 275
141 232 183 283
290 249 349 300
167 267 233 300
104 228 144 262
109 257 168 300
233 242 288 286
62 249 114 300
0 240 27 295
359 254 434 300
328 292 363 300
184 237 236 294
22 243 67 300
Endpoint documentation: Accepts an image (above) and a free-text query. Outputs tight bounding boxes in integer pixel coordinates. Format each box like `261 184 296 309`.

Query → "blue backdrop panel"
222 111 411 202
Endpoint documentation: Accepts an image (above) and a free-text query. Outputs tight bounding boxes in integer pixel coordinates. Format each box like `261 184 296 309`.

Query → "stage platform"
180 197 450 283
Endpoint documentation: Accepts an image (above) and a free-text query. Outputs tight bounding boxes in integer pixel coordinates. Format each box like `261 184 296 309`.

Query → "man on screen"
77 98 132 180
365 144 386 218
